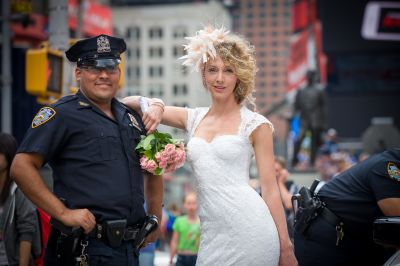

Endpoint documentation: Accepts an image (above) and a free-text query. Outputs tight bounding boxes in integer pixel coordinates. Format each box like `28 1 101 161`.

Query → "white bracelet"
139 96 150 113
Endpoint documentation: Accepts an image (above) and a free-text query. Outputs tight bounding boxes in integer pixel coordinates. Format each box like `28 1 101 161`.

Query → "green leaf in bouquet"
144 150 153 159
142 134 156 150
154 167 163 176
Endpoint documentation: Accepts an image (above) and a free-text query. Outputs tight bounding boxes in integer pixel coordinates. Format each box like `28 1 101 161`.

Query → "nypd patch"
32 107 56 128
387 162 400 182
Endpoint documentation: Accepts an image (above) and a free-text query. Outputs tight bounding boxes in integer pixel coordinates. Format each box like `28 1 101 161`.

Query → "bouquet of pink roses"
136 131 186 176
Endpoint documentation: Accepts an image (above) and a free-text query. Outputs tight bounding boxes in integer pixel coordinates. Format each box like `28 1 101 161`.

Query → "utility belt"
292 179 344 246
50 215 158 265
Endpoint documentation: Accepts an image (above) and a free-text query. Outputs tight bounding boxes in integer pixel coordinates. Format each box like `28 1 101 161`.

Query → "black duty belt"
88 223 140 242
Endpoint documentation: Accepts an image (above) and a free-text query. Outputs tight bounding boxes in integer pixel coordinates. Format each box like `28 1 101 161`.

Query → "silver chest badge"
97 35 111 53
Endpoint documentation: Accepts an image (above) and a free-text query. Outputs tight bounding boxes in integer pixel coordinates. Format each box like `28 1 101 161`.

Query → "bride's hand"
142 99 164 134
279 245 298 266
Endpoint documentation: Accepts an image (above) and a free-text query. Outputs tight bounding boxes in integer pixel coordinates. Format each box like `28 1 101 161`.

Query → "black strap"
320 206 341 226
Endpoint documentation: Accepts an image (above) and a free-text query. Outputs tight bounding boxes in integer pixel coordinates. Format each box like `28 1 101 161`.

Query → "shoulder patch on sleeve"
32 107 56 128
387 162 400 182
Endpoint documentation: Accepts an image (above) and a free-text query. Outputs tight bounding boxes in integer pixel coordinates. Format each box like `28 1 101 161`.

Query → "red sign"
287 30 308 91
69 0 113 37
11 13 47 45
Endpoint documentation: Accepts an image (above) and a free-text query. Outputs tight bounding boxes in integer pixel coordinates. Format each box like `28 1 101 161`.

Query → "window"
173 45 185 57
149 27 163 39
173 84 188 96
126 26 140 40
149 47 163 58
148 84 163 97
149 66 163 77
173 26 187 38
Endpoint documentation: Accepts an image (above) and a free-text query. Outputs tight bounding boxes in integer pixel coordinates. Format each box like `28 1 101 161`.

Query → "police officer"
294 148 400 266
11 34 164 266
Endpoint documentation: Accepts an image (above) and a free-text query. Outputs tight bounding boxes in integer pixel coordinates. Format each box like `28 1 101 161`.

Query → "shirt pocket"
84 126 119 162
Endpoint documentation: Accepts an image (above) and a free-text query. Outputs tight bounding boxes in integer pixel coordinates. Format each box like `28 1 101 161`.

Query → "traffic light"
26 45 63 99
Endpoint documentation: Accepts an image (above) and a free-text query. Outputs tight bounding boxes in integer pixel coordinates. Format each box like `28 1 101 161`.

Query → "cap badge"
32 107 56 128
387 162 400 182
97 35 111 53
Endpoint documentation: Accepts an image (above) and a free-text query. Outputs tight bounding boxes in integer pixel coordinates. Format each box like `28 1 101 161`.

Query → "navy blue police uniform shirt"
318 148 400 226
17 90 147 226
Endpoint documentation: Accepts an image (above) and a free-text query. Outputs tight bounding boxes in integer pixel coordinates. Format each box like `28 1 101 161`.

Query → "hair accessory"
179 25 229 72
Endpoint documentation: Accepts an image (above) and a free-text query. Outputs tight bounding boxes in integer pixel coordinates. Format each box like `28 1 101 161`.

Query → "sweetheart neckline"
190 135 247 145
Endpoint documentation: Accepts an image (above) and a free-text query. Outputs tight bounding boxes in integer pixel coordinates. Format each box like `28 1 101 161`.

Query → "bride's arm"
252 124 298 266
122 96 188 132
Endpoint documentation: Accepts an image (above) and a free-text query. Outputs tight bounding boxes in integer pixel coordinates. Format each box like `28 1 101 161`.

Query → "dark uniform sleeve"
18 106 69 163
369 159 400 201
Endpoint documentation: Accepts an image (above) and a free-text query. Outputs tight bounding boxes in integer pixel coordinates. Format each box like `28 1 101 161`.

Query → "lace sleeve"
242 110 274 139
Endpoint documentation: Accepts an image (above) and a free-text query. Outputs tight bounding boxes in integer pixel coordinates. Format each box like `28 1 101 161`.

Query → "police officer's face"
75 65 120 104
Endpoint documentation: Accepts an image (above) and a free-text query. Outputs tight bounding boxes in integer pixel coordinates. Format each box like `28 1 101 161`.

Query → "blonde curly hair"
201 34 257 108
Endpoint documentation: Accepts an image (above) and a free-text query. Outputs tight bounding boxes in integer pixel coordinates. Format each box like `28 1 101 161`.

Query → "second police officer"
11 34 164 266
294 148 400 266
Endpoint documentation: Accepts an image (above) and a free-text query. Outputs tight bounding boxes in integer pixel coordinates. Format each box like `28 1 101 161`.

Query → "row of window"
126 46 185 59
126 65 188 79
128 84 189 98
126 26 187 40
244 0 292 9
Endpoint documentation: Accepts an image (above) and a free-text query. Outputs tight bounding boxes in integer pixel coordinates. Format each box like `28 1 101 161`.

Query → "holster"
292 179 324 235
48 219 85 266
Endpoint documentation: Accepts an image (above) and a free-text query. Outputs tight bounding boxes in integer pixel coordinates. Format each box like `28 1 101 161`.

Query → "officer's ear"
75 67 82 82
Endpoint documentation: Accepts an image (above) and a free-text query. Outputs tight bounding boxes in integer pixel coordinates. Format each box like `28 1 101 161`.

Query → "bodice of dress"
185 106 273 214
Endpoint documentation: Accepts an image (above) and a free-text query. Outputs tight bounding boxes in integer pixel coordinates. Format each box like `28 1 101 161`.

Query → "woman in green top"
169 192 200 266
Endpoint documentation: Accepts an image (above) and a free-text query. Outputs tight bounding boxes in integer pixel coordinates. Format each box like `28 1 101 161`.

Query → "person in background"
124 25 297 265
10 35 163 266
0 133 39 266
169 192 200 266
274 156 299 240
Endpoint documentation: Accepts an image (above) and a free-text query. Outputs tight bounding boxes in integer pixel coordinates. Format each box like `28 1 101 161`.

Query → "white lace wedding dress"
186 106 280 266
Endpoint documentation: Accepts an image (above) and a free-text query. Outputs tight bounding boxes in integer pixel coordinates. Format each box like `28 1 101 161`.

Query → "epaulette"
51 94 79 108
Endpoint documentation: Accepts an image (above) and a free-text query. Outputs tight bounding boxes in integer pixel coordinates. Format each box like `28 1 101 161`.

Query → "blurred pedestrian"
0 133 40 266
169 192 200 266
275 156 299 240
292 70 327 168
294 148 400 266
164 203 181 250
124 25 297 265
10 34 163 266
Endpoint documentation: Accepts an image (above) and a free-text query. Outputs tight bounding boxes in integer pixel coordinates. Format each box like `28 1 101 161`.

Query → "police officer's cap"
66 34 126 68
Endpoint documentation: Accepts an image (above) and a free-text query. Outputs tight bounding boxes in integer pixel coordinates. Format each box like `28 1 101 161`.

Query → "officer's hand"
60 208 96 234
141 227 160 248
142 100 164 134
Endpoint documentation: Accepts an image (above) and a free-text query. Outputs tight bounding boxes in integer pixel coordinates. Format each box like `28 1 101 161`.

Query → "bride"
123 26 297 266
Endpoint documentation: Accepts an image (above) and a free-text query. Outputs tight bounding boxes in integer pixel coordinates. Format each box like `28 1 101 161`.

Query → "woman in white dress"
123 26 297 266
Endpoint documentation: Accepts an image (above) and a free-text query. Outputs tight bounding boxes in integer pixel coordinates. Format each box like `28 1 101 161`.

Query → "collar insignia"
32 107 56 128
128 113 142 132
79 101 89 107
97 35 111 53
387 162 400 182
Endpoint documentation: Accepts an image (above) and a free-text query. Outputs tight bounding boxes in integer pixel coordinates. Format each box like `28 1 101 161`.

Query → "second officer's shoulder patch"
387 162 400 182
32 107 56 128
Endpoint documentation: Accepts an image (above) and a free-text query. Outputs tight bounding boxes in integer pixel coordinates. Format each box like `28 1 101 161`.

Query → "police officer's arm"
11 153 96 234
143 172 164 244
252 124 298 266
377 198 400 216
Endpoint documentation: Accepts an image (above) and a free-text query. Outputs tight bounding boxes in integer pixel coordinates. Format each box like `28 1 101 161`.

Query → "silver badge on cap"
97 35 111 53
